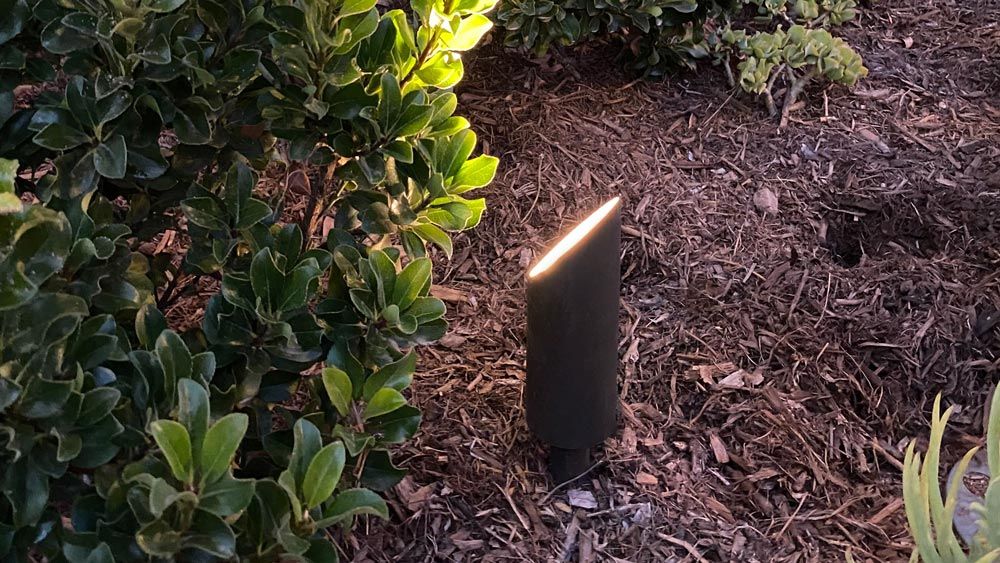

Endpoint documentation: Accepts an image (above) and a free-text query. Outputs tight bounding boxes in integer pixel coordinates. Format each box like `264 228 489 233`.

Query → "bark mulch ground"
353 1 1000 561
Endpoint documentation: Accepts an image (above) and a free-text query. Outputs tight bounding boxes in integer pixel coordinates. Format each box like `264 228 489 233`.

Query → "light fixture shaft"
526 200 620 479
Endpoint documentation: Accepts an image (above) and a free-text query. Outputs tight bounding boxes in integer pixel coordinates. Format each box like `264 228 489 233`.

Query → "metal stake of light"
526 197 621 482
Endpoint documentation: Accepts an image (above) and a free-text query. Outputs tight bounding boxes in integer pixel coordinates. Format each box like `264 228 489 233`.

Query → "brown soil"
354 0 1000 561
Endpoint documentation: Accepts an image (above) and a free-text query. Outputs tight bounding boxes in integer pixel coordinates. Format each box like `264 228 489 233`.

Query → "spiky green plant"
903 387 1000 562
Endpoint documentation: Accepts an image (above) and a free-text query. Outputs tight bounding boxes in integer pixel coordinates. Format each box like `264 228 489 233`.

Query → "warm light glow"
529 197 620 278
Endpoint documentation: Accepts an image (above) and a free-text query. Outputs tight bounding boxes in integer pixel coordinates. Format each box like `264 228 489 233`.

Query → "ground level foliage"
496 0 867 123
0 0 498 560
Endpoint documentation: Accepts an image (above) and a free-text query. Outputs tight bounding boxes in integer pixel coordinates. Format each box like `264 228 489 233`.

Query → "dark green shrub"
496 0 730 63
0 0 498 559
495 0 867 119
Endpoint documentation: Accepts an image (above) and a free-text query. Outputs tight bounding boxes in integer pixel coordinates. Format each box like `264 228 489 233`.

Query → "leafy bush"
0 0 498 559
903 388 1000 562
496 0 730 61
495 0 867 121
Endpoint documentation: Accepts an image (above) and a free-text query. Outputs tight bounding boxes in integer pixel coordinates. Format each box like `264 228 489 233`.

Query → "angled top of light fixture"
528 197 621 279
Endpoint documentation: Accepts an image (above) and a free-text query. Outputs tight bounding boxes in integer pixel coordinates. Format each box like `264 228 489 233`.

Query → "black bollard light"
526 197 621 482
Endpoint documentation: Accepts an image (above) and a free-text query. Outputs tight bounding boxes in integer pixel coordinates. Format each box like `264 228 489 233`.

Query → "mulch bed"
351 1 1000 561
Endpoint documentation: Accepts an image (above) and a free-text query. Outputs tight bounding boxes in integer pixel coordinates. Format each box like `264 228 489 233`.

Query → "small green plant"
0 0 498 558
717 0 866 125
903 387 1000 562
720 23 866 125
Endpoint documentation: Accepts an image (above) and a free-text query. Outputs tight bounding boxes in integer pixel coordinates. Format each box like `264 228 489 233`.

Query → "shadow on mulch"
355 0 1000 561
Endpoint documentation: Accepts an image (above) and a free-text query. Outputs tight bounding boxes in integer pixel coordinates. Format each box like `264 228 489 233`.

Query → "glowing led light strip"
528 197 620 278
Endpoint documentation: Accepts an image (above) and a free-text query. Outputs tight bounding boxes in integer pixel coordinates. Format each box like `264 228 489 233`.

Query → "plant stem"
780 68 816 128
157 271 194 309
400 27 443 88
763 63 785 117
300 182 321 252
723 55 735 88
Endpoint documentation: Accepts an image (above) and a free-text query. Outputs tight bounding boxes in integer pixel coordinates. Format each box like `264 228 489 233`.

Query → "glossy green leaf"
191 352 216 384
304 539 340 563
411 223 453 258
136 519 183 556
274 224 303 265
234 199 271 229
383 140 414 163
0 0 28 46
391 258 431 310
186 509 237 558
445 14 493 51
282 259 323 313
452 0 499 13
150 420 194 484
178 379 210 462
111 17 144 41
18 375 73 419
341 0 377 17
378 72 402 133
321 488 389 524
0 378 21 411
94 135 127 179
139 35 171 64
182 197 229 231
368 404 421 444
136 303 167 349
322 366 353 417
3 459 48 527
199 413 248 485
289 418 322 488
278 467 303 519
173 105 212 145
363 388 406 420
0 44 24 70
156 329 192 386
368 249 396 310
85 543 114 563
33 123 90 151
414 52 463 88
393 102 434 137
250 248 283 315
40 18 97 54
440 129 477 178
411 0 433 23
450 154 498 191
302 441 346 508
363 350 416 400
148 477 182 516
360 450 406 491
77 388 121 426
199 472 254 517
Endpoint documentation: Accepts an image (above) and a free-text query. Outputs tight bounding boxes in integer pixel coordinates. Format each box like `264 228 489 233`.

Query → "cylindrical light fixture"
526 197 621 482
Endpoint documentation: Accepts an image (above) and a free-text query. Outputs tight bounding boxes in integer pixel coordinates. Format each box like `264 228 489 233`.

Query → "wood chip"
635 472 659 486
430 284 469 302
753 187 779 215
567 489 598 509
709 433 730 464
867 498 904 526
856 127 894 155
